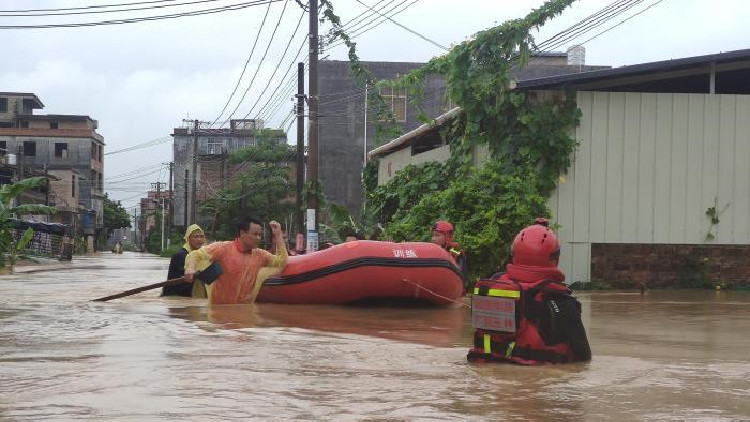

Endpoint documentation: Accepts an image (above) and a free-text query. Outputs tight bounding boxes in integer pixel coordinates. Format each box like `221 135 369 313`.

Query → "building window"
72 175 76 198
99 144 103 161
98 173 103 191
0 98 7 113
19 121 29 129
0 122 10 129
379 87 407 122
50 121 59 129
55 142 68 158
207 138 223 154
0 141 6 155
23 141 36 157
91 142 96 160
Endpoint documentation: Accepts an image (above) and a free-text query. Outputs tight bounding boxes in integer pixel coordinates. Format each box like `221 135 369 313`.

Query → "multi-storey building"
0 92 105 249
171 119 286 228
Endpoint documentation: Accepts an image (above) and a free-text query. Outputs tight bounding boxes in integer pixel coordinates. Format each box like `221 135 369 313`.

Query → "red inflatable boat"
255 240 464 306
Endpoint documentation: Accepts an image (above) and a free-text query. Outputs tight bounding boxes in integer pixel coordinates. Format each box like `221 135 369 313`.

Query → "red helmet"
432 220 454 235
432 220 455 245
511 218 560 268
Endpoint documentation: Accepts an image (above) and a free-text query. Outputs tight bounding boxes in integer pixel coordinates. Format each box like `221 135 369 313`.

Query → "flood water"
1 252 749 420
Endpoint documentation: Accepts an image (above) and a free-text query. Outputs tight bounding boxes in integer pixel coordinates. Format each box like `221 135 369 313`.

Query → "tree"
0 177 56 269
99 193 131 249
328 0 582 282
103 193 131 236
200 139 298 241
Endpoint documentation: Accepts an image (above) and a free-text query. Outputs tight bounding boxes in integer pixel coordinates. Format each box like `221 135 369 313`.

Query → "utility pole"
167 161 173 246
191 119 199 224
183 169 189 229
362 82 368 216
307 0 319 252
133 207 138 251
152 182 166 252
296 61 305 243
17 145 23 206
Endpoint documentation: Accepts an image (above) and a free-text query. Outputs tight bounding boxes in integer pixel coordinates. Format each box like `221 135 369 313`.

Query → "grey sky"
1 0 747 210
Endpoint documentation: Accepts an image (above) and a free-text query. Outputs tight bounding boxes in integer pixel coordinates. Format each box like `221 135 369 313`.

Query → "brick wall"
591 243 750 289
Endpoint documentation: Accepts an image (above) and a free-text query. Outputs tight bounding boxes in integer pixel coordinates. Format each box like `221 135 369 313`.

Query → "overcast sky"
1 0 748 211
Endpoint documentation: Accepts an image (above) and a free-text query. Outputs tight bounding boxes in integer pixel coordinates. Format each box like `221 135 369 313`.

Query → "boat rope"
401 279 470 308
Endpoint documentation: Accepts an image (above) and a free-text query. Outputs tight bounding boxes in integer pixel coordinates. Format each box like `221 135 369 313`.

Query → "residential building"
139 189 172 249
171 119 286 229
0 92 105 249
319 47 608 217
371 48 750 288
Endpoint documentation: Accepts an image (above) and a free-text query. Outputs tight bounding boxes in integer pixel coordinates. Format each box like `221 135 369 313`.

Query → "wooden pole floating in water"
92 277 185 302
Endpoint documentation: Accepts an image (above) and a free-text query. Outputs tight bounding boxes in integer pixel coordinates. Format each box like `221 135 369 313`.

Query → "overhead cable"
209 0 275 128
0 0 281 29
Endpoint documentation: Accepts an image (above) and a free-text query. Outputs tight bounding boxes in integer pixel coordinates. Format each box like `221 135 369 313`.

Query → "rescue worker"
467 218 591 365
162 224 205 297
431 220 469 291
184 217 288 305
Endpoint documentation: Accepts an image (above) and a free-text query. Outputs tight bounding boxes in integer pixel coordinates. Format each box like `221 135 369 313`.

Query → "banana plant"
0 177 56 269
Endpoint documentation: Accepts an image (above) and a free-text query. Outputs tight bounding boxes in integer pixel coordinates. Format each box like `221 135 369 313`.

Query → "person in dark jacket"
163 224 205 297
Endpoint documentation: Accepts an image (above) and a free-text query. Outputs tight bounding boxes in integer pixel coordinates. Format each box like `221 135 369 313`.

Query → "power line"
327 0 419 49
209 0 274 128
220 0 291 126
0 0 179 13
104 136 171 155
351 0 446 51
0 0 281 29
243 31 307 120
576 0 667 46
0 0 228 17
537 0 648 52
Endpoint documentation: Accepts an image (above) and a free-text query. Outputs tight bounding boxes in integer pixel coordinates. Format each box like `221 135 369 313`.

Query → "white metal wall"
549 91 750 282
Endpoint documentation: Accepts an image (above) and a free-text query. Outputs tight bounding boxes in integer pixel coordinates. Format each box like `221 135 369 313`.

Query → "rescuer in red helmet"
511 217 561 268
467 217 591 365
431 220 469 291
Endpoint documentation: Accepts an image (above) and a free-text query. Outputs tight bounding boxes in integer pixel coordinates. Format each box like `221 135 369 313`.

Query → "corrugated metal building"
371 49 750 286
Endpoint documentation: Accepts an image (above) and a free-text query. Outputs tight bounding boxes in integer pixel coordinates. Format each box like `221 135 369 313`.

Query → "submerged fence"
10 220 73 261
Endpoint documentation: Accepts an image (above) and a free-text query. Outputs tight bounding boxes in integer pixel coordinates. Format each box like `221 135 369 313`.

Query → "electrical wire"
239 7 306 120
0 0 228 17
0 0 281 29
351 0 446 50
208 0 274 128
220 0 291 127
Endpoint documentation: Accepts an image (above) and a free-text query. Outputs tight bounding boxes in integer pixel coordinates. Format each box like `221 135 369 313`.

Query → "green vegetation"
0 177 56 269
199 139 297 241
358 0 579 281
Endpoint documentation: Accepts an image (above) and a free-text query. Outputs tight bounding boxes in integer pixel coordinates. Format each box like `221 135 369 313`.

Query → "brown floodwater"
1 252 748 420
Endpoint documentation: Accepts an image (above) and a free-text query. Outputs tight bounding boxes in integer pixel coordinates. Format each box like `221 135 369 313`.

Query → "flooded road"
1 252 749 420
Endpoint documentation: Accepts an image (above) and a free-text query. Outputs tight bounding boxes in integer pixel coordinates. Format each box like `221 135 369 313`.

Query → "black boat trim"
264 257 462 286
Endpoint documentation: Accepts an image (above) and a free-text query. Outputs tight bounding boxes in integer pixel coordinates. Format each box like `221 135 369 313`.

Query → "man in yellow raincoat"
163 224 206 297
184 217 287 305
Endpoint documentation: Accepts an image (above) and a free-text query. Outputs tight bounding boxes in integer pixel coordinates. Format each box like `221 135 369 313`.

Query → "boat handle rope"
401 279 471 308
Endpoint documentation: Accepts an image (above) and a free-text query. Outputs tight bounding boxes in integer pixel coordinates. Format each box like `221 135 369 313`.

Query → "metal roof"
516 48 750 90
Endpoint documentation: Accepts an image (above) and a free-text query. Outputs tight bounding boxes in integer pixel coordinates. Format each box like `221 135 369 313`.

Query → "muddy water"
1 253 748 420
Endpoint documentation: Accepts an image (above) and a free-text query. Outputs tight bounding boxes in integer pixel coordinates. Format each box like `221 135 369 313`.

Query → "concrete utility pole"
191 119 199 224
296 61 306 242
167 161 173 246
152 182 166 251
133 207 138 250
307 0 319 252
17 145 23 206
183 169 189 229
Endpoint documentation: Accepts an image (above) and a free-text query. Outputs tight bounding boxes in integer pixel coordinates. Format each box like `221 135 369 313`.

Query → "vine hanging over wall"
321 0 582 281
